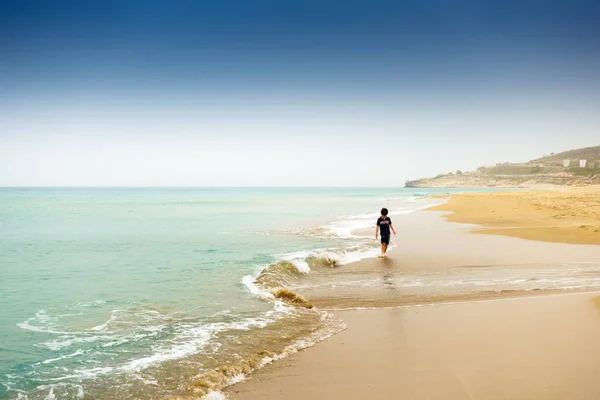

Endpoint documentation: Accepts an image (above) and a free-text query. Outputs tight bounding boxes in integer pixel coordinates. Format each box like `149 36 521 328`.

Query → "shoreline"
299 208 600 310
226 291 600 400
223 187 600 399
6 188 599 399
322 287 600 311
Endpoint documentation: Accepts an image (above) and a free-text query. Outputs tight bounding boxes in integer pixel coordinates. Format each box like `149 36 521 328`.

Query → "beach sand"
226 292 600 400
223 188 600 399
430 187 600 245
291 209 600 310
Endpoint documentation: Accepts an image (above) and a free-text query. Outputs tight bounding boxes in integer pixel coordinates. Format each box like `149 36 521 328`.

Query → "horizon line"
0 185 413 189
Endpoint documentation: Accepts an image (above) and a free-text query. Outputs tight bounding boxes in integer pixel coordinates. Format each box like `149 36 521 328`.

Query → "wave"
9 195 429 399
186 312 344 399
262 196 443 240
13 290 345 399
251 257 338 290
17 310 82 336
243 242 389 299
219 238 389 397
217 218 401 394
323 199 447 238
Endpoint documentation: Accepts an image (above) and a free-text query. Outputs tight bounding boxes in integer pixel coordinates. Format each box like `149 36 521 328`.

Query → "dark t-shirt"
377 217 392 236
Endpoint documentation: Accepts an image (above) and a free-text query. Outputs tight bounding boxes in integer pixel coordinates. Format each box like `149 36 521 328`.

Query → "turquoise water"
0 187 492 399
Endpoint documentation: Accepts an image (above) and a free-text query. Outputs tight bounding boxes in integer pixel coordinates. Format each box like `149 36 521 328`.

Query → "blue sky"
1 0 599 186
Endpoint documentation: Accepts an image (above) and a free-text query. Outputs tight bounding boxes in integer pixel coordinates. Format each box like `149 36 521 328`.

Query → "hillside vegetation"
405 145 600 188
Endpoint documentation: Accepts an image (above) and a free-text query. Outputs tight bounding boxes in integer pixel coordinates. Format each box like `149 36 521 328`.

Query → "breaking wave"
7 196 438 400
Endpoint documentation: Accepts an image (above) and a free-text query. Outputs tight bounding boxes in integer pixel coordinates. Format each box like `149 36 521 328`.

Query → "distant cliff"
405 146 600 188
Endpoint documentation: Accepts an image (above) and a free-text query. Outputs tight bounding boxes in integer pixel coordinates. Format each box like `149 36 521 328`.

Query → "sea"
2 187 598 399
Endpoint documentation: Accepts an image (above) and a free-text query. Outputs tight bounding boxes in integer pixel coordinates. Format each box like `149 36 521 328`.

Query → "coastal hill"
405 145 600 188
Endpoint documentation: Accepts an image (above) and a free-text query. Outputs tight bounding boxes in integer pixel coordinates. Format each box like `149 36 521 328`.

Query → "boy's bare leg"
382 243 388 256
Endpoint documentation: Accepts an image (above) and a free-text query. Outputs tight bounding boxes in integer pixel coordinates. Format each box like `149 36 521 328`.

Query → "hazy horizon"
2 1 599 187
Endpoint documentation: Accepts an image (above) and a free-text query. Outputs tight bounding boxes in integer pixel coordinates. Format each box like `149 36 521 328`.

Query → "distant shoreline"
405 145 600 188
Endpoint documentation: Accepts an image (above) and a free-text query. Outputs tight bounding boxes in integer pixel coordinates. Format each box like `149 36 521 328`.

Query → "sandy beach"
227 292 600 400
224 188 600 399
431 187 600 245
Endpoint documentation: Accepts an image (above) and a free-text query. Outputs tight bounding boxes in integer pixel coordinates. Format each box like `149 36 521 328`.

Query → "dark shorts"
380 235 390 244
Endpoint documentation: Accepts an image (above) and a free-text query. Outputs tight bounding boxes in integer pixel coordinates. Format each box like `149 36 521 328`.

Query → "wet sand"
223 188 600 399
293 210 600 309
226 291 600 400
430 187 600 245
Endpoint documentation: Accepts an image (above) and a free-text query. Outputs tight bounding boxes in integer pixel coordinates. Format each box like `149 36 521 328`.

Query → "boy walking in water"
376 208 396 257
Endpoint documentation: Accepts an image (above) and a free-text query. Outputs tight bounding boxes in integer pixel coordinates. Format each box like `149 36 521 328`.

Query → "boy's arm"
375 225 379 238
390 224 397 235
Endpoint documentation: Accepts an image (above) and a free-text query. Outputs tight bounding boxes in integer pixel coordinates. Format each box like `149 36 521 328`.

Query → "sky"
1 0 599 186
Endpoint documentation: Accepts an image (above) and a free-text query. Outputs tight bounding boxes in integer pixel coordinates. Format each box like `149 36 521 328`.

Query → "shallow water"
2 187 483 399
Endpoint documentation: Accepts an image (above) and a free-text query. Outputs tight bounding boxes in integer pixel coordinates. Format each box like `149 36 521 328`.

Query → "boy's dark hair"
381 208 388 216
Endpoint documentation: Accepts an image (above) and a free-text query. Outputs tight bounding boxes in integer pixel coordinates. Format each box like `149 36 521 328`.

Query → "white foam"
76 300 106 307
115 315 282 373
277 250 313 273
38 349 85 365
334 246 388 265
228 373 246 384
242 241 389 301
100 328 164 348
43 386 55 400
242 275 275 299
20 300 297 391
118 328 211 372
38 383 85 399
291 259 311 273
17 310 72 335
89 315 118 331
195 310 346 399
133 374 158 385
43 367 115 382
278 241 386 270
203 391 228 400
41 334 113 351
21 302 344 400
324 199 442 238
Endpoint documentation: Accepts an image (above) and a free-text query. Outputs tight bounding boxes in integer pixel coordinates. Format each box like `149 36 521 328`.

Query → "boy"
375 208 396 257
